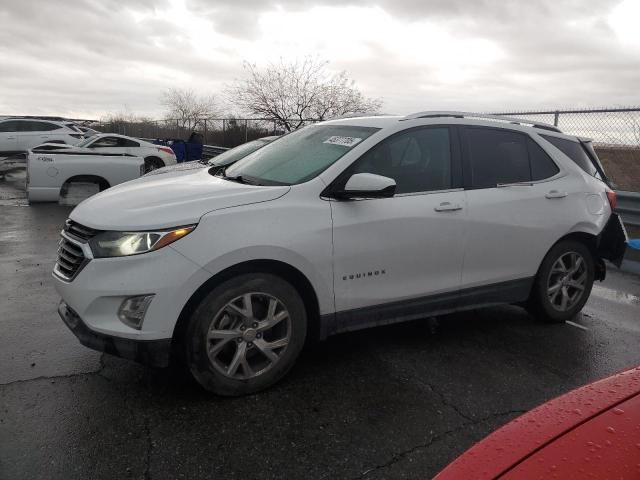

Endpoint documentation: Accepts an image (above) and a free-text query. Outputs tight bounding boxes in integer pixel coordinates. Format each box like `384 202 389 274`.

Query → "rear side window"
464 128 530 188
120 138 140 147
540 135 597 177
65 123 82 132
528 138 559 181
91 137 120 148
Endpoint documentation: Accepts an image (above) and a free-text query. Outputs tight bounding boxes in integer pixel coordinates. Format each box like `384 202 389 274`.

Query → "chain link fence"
491 108 640 147
94 118 319 148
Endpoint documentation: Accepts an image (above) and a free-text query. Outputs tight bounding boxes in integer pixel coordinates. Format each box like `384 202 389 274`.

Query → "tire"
185 273 307 396
144 157 164 173
527 240 595 323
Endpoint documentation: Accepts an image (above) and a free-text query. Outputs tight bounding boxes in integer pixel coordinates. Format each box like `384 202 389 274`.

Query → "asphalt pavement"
1 168 640 480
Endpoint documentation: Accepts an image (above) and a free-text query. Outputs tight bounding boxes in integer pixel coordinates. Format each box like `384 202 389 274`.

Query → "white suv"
53 112 627 395
0 118 84 155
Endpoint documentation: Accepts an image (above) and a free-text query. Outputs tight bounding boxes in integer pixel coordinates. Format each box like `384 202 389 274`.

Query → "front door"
330 126 467 331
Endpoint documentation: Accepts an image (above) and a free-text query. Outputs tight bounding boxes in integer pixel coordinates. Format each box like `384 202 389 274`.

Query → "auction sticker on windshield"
323 136 362 148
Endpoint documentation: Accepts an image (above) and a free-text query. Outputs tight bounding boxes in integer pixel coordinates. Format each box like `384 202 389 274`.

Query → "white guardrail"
617 191 640 228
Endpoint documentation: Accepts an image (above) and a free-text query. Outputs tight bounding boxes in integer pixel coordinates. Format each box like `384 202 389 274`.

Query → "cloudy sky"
1 0 639 120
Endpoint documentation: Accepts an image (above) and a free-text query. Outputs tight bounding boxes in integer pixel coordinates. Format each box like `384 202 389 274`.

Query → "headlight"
89 225 195 258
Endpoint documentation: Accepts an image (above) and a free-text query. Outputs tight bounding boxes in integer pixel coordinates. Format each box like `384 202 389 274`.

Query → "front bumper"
58 301 172 367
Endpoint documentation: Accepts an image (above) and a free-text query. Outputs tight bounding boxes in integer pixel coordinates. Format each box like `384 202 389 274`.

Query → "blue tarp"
152 140 203 163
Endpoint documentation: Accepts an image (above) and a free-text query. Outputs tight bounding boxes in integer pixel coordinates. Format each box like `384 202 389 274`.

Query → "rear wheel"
528 240 595 323
185 274 307 396
144 157 164 173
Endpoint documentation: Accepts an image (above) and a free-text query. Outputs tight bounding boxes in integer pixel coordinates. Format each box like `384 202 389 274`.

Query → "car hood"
70 168 290 230
435 366 640 480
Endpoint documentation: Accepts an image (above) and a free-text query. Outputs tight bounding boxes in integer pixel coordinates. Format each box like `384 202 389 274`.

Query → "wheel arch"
539 230 605 281
60 175 110 196
170 259 322 361
144 156 165 167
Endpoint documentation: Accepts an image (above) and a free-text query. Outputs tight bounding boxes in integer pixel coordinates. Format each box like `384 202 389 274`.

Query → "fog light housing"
118 295 154 330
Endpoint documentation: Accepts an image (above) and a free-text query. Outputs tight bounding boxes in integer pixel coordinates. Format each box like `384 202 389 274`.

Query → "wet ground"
1 167 640 479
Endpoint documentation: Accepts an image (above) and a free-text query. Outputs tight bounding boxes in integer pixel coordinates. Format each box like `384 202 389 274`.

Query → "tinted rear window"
465 128 530 188
528 138 559 181
541 135 597 177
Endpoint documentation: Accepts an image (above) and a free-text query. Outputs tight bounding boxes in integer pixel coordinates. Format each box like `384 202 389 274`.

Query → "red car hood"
435 366 640 479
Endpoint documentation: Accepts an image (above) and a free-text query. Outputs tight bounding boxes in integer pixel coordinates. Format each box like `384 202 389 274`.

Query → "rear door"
16 120 64 150
460 126 572 293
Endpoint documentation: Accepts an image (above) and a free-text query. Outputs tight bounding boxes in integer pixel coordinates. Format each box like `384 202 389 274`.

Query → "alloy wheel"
206 292 291 380
546 251 588 312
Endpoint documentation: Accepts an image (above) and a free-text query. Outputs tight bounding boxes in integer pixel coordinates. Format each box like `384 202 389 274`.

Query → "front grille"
54 220 97 281
55 236 87 281
64 220 100 242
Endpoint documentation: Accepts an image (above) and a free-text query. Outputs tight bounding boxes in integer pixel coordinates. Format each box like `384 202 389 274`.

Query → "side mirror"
333 173 396 199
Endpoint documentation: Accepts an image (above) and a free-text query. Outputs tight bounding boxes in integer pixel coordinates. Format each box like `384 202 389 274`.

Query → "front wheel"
527 240 595 323
185 274 307 396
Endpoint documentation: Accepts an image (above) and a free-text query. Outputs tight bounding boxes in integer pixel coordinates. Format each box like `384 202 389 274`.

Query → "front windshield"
224 125 379 185
208 138 271 167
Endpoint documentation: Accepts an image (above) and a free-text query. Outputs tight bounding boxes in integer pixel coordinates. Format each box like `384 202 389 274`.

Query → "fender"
195 245 334 316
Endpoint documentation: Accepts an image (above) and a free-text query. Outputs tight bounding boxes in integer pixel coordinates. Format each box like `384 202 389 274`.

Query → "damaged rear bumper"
597 213 628 268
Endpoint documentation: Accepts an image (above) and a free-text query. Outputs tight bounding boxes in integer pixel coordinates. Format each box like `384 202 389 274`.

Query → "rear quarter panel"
27 152 144 200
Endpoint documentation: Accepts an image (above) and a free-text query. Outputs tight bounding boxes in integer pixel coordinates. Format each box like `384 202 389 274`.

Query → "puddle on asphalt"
591 284 640 305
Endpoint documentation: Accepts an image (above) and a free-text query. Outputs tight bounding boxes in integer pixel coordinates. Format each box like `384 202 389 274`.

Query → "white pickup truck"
27 151 145 203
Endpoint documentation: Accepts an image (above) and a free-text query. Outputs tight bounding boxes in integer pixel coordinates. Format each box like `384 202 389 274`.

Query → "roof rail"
402 111 562 133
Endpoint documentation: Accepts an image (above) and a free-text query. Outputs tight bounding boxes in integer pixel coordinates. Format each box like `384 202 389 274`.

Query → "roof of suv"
324 111 577 139
0 117 74 128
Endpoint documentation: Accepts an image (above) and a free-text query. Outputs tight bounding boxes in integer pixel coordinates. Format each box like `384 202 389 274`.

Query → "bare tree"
229 58 382 131
99 111 155 136
161 88 217 130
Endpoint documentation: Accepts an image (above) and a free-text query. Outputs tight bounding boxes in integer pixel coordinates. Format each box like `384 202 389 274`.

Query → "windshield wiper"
221 173 262 185
224 175 249 184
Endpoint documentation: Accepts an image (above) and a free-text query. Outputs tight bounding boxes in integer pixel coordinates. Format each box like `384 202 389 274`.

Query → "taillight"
158 146 175 156
606 190 617 210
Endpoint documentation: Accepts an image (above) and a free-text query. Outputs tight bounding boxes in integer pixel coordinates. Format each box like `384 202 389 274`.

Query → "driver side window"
351 127 452 194
91 137 119 148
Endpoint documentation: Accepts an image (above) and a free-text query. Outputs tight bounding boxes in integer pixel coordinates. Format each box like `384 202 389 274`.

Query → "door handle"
545 190 568 199
435 202 463 212
7 136 16 140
